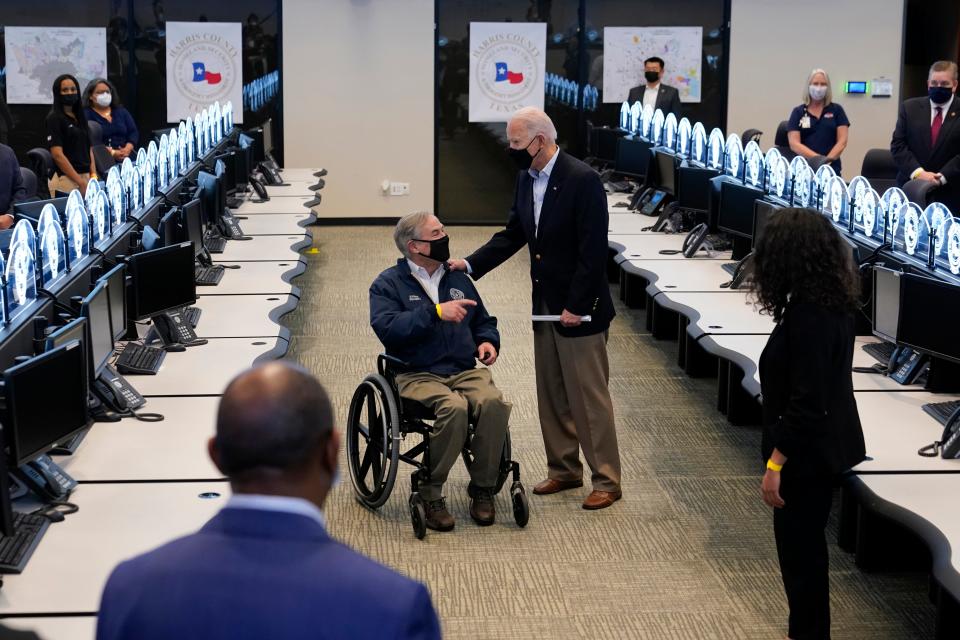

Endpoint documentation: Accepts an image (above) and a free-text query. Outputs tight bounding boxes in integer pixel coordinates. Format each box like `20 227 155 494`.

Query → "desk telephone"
220 210 246 240
151 310 205 349
919 405 960 459
12 455 77 501
93 363 146 413
250 176 270 202
259 162 285 186
682 224 710 258
886 346 929 385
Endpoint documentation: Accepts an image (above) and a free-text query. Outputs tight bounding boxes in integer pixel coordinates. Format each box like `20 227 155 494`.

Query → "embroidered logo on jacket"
449 288 465 300
409 294 421 301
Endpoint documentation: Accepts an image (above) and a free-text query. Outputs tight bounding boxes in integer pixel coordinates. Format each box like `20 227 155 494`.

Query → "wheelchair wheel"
511 482 530 528
461 431 512 494
347 374 400 509
409 494 427 540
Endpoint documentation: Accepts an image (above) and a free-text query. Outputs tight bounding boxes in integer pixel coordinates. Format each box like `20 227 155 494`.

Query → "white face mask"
809 85 828 101
95 92 112 107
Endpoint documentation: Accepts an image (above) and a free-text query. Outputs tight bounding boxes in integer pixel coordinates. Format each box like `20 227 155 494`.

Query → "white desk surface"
622 258 739 295
235 213 315 236
233 196 312 215
655 291 775 338
189 294 295 339
0 483 227 615
608 212 660 235
278 167 325 182
851 474 960 598
700 335 930 399
851 391 960 474
53 397 222 482
610 233 732 261
196 260 304 297
212 234 310 262
606 192 633 209
134 337 289 397
259 183 320 198
3 617 96 640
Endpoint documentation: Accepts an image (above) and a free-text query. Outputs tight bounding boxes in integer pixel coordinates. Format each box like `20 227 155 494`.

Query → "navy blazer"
758 302 866 476
466 150 615 338
0 144 25 214
890 96 960 211
96 508 441 640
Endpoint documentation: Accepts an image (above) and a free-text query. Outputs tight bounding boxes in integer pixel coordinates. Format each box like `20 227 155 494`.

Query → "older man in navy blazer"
96 362 441 640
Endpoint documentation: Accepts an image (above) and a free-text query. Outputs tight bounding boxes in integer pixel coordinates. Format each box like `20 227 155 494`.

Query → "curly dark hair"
750 207 860 322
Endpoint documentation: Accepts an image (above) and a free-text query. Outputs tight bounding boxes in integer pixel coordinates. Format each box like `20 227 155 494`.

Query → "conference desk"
257 183 323 198
190 294 297 339
195 259 305 297
235 212 316 236
234 196 313 215
213 234 310 263
0 483 226 616
278 168 325 182
133 336 289 397
53 397 222 482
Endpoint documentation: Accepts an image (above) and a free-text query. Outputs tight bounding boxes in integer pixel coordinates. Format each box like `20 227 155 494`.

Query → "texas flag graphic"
192 62 222 85
494 62 524 84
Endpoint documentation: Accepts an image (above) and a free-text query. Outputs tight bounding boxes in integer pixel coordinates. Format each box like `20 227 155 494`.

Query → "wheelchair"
346 354 530 539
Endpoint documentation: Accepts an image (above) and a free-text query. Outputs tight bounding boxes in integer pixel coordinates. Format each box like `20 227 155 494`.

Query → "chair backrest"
860 148 898 180
18 167 38 200
26 147 55 180
902 178 938 207
87 120 103 146
774 120 789 147
92 144 116 176
740 128 762 146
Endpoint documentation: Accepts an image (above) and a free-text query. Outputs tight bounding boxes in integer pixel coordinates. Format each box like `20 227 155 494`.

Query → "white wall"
727 0 904 179
282 0 434 218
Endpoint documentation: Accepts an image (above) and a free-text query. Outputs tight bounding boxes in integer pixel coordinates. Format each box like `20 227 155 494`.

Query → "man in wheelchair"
369 211 511 532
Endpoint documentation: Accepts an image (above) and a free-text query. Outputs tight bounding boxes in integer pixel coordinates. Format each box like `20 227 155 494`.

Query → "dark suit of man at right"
626 56 682 118
450 107 622 511
891 59 960 212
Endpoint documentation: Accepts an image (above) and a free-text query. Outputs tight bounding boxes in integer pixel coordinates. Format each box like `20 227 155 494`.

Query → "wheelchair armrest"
377 353 411 377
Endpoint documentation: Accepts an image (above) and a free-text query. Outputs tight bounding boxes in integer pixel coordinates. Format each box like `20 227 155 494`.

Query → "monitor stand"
925 357 960 394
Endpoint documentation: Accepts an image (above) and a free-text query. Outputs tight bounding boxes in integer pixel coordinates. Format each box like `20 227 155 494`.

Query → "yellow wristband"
436 304 442 319
766 459 783 472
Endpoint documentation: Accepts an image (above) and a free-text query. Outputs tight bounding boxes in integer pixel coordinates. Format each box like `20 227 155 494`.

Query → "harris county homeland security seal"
473 31 540 114
168 28 238 111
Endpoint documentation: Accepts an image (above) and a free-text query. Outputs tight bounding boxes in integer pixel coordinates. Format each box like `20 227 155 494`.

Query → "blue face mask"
929 86 954 105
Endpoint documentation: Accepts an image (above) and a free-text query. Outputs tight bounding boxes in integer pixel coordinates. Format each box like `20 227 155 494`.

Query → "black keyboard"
182 306 201 328
922 400 960 426
226 197 244 209
0 512 50 574
115 342 166 375
722 263 737 275
862 342 897 365
50 428 89 455
196 265 224 286
206 235 227 254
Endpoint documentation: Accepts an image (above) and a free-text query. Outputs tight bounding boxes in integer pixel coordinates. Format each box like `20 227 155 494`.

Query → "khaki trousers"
395 368 511 501
48 172 89 197
533 321 622 492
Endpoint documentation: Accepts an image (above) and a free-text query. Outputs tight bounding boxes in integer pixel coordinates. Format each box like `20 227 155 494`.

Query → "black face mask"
644 70 660 83
507 136 542 171
61 93 79 106
413 235 450 263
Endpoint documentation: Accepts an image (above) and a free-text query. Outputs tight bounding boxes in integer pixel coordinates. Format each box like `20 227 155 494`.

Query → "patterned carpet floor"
284 225 934 639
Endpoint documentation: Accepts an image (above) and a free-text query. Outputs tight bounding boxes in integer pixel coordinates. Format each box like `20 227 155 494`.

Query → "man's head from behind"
209 361 339 506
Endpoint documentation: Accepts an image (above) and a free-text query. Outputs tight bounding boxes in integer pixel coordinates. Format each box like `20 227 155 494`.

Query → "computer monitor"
614 138 650 179
180 199 205 259
1 341 89 466
262 117 274 155
98 263 127 342
126 243 197 321
653 151 677 195
45 317 91 396
80 281 115 378
895 272 960 364
131 199 163 231
751 199 782 249
197 171 222 229
244 127 265 164
214 152 239 194
158 209 181 247
676 167 718 213
233 145 251 188
718 182 764 239
13 198 68 223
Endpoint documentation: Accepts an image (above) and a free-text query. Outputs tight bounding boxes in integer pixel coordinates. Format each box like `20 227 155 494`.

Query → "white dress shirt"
407 259 445 303
528 146 560 233
642 83 661 110
224 493 326 528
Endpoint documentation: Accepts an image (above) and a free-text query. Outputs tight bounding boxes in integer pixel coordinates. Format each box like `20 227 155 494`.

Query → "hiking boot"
424 497 455 531
469 487 496 526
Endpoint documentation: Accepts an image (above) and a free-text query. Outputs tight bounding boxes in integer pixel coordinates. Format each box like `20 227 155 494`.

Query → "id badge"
799 116 811 129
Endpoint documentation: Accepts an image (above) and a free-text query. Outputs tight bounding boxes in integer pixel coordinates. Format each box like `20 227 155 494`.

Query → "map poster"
469 22 546 123
602 26 703 104
166 22 243 124
4 27 107 105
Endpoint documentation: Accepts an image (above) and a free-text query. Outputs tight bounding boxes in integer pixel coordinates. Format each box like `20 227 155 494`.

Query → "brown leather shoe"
582 489 622 510
423 498 455 531
533 478 584 495
469 487 496 526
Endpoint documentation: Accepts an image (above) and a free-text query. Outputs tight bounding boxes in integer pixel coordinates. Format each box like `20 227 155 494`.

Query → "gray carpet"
284 226 934 639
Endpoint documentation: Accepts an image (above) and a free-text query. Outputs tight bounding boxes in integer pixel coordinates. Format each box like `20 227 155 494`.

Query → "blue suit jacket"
96 508 441 640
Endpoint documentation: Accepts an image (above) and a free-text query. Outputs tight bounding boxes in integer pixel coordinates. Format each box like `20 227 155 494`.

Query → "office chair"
87 120 103 146
902 178 939 208
26 148 55 182
774 120 796 159
740 128 762 146
93 145 117 176
861 148 898 194
18 167 38 200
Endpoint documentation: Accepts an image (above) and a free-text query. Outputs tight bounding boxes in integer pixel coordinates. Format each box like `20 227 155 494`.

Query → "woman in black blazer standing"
753 208 866 640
